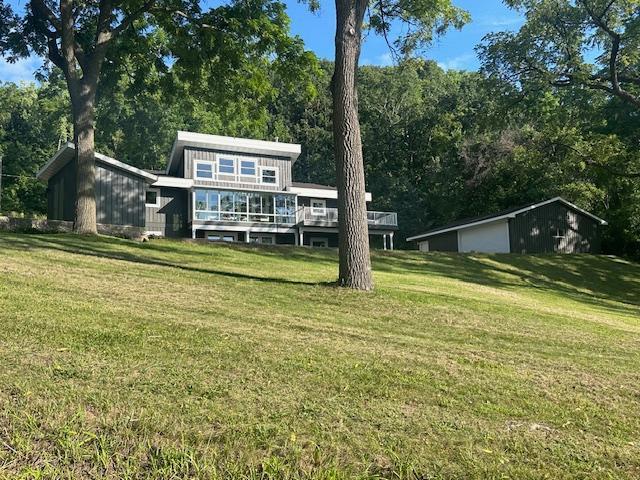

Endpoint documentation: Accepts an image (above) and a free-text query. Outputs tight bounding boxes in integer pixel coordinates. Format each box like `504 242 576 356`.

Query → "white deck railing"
300 207 397 227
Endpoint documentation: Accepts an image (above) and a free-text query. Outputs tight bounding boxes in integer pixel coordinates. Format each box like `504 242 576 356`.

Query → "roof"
287 182 372 202
166 131 302 175
37 143 158 184
291 182 336 190
406 197 608 242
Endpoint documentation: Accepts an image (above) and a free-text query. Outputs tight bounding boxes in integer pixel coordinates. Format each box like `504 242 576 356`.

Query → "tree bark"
333 0 373 290
72 84 98 234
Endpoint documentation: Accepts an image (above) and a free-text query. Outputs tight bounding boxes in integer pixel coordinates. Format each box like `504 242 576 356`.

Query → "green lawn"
1 232 639 479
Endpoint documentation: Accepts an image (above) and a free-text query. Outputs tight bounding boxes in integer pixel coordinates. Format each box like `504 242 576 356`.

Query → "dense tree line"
1 56 638 257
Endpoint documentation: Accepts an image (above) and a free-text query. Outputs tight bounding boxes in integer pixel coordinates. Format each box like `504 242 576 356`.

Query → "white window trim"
553 227 567 238
194 160 215 180
310 237 329 248
217 156 236 176
249 233 276 244
310 198 326 216
207 232 238 242
239 158 257 177
259 166 279 186
145 188 161 208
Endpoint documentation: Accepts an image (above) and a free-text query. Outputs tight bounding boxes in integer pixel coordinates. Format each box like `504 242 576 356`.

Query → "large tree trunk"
333 0 373 290
71 85 98 234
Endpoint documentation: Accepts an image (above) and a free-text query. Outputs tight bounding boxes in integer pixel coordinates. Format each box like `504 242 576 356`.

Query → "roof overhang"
166 131 302 175
152 175 194 188
406 197 608 243
37 143 158 184
287 185 372 202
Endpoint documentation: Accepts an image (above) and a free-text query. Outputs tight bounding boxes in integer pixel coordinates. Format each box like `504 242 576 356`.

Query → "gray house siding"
47 160 76 221
184 147 293 191
509 201 601 253
425 231 459 252
95 161 146 227
48 159 145 227
145 187 189 237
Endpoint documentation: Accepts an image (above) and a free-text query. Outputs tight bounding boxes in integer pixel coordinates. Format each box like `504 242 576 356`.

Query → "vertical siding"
509 201 601 253
145 187 189 237
94 161 145 227
47 158 146 227
47 160 76 221
184 147 293 190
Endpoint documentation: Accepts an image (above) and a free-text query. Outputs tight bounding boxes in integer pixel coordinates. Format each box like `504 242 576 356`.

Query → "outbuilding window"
145 189 160 207
553 228 566 238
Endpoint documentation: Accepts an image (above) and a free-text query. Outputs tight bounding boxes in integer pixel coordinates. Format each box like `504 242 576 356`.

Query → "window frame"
310 237 329 248
249 234 276 245
194 160 215 180
260 166 279 186
239 158 257 177
217 157 236 176
145 188 160 208
207 232 237 243
553 227 567 238
310 198 326 216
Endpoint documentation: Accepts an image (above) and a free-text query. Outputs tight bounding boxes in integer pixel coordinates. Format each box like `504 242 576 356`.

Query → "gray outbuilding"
407 198 607 254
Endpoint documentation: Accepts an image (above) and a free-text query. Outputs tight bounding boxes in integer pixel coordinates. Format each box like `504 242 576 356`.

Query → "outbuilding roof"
406 197 608 242
36 143 158 184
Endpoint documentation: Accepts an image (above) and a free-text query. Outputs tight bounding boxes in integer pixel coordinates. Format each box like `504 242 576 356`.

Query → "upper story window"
240 160 256 176
218 157 235 175
261 167 278 185
195 161 214 179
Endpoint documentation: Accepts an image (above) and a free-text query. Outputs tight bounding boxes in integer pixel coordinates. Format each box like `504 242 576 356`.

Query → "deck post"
191 226 196 239
390 232 394 251
246 230 250 243
383 234 387 251
299 229 304 247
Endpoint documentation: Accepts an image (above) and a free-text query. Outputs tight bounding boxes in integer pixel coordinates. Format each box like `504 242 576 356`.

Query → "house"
36 131 399 248
406 197 607 254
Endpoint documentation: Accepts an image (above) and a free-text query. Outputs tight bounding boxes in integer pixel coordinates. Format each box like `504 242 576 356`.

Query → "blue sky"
0 0 523 83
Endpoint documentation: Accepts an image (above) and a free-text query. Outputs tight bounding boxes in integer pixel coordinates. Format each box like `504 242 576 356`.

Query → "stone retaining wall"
0 216 145 240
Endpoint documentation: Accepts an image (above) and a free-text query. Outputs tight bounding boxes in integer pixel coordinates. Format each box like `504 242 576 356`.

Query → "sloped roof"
406 197 608 242
37 143 158 184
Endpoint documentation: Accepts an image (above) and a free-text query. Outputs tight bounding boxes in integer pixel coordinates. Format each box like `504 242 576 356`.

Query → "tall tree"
0 0 313 233
480 0 640 109
329 0 467 290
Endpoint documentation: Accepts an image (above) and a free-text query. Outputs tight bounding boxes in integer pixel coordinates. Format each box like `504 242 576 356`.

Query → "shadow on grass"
373 251 640 317
0 233 335 288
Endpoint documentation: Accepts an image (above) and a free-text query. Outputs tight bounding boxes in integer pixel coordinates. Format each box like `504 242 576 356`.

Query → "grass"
0 232 639 479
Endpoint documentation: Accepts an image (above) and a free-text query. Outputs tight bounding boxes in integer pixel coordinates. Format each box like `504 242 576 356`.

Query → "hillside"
0 232 639 479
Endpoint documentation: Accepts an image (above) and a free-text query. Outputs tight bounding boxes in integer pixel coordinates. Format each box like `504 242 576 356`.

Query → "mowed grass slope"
0 232 639 479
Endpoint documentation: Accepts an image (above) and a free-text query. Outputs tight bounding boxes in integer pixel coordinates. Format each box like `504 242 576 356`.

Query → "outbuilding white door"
458 220 511 253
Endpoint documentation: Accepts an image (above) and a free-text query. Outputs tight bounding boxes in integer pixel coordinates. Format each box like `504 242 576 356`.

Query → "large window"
194 189 295 224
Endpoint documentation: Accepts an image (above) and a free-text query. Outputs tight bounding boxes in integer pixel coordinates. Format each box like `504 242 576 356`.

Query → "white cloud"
437 53 476 71
478 16 524 28
0 56 42 84
361 52 394 67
